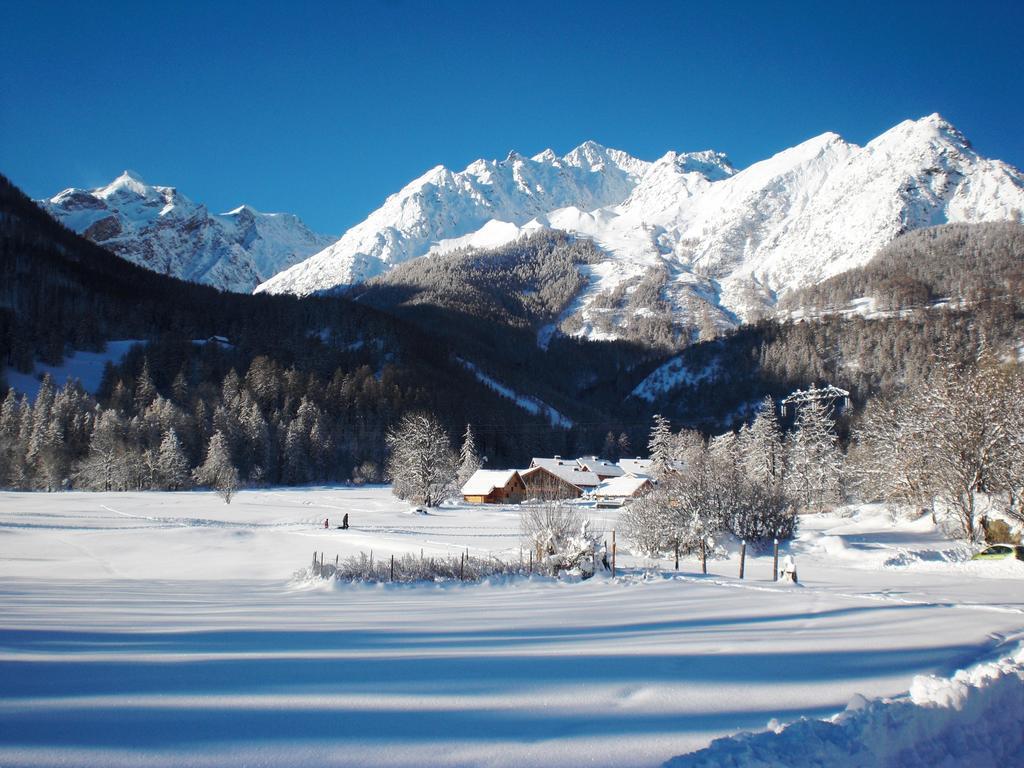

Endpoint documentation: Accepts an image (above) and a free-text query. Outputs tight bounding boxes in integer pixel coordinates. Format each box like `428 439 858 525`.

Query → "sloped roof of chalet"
576 456 626 477
525 459 601 488
617 458 653 476
461 469 522 497
593 474 651 498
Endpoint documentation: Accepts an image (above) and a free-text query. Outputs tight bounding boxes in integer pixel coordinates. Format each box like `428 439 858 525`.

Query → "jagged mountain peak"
39 172 333 292
257 142 656 293
257 115 1024 348
866 113 974 159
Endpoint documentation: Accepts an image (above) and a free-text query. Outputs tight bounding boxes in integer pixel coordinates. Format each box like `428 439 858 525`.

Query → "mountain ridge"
39 172 334 292
256 114 1024 345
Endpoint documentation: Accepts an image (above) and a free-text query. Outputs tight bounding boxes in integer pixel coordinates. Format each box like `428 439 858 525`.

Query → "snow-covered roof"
461 469 521 497
593 474 651 498
526 459 601 489
617 458 653 477
576 457 625 477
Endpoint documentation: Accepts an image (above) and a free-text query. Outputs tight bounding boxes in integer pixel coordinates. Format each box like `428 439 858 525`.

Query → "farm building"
520 466 586 500
592 474 652 503
528 458 601 491
576 456 626 480
617 458 653 477
461 470 527 504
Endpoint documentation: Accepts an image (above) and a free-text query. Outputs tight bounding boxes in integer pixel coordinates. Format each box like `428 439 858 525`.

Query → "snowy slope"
258 115 1024 343
39 171 334 292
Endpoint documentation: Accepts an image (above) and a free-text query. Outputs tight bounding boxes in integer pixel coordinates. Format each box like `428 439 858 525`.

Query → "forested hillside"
780 222 1024 313
3 168 1023 491
0 175 628 489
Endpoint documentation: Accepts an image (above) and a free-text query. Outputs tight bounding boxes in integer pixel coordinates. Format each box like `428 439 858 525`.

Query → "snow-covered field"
0 488 1022 767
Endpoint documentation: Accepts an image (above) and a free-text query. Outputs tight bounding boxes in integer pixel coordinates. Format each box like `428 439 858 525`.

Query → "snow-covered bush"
312 551 529 583
520 502 602 576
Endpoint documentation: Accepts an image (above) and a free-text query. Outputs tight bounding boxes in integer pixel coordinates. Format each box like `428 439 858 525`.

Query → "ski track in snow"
0 490 1021 767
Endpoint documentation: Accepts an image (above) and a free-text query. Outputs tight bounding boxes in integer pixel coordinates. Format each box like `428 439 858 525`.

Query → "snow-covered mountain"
40 172 334 292
256 142 734 292
256 115 1024 343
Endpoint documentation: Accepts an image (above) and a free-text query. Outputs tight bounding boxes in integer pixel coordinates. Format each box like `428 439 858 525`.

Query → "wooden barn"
461 469 527 504
521 465 588 500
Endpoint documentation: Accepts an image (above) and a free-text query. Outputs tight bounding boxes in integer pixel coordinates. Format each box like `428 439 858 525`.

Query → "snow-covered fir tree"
647 414 674 479
740 397 786 488
786 399 843 511
156 428 190 490
457 424 482 488
194 430 240 504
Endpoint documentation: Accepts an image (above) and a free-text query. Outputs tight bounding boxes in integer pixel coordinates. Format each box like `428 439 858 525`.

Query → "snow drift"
664 638 1024 768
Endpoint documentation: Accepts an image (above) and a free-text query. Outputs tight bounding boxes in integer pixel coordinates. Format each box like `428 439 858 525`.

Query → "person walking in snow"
324 518 329 529
342 513 349 530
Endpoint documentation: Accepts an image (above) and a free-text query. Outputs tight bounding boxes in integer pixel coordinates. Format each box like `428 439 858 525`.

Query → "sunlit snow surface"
0 489 1021 767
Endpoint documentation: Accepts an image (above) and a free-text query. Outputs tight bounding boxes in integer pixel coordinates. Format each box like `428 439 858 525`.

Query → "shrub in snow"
311 551 530 584
520 502 603 576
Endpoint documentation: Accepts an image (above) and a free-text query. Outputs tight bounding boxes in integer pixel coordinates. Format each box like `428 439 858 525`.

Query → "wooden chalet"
461 469 527 504
520 465 586 500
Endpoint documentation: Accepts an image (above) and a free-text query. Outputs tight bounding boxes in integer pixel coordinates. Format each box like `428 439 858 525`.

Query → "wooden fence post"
674 542 679 571
739 540 746 580
312 551 317 575
700 538 707 574
773 538 779 582
612 529 617 578
529 550 533 574
390 554 395 582
460 551 465 581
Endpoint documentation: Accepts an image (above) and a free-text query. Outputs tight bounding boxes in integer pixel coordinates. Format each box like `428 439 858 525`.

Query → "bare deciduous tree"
386 412 457 508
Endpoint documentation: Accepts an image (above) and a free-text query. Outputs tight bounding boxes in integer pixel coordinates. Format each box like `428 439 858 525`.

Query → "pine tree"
157 428 190 490
171 368 190 406
0 389 21 486
601 431 619 462
78 410 127 491
457 424 481 487
740 397 785 487
786 400 843 511
194 430 240 504
647 414 673 479
134 358 157 414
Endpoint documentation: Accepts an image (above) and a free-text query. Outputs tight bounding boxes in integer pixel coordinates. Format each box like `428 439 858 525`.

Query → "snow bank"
664 640 1024 767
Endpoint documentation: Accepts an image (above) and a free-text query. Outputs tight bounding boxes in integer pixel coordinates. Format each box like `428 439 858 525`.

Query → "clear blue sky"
2 0 1022 233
